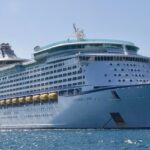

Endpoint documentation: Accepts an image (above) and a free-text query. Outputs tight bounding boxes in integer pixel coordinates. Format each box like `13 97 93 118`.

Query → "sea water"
0 129 149 150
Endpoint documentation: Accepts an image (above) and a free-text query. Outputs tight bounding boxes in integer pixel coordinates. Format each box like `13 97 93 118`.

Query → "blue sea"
0 129 150 150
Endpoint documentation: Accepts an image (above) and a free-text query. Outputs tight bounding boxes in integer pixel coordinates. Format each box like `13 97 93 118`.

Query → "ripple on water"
0 129 149 150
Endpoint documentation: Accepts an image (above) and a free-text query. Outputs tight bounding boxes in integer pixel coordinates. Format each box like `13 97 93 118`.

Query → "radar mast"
73 24 85 40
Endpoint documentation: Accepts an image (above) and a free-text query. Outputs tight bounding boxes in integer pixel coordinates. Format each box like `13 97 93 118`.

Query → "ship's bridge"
33 39 139 60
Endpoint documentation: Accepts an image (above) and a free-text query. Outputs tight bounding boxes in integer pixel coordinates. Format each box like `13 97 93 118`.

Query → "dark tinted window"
126 45 139 51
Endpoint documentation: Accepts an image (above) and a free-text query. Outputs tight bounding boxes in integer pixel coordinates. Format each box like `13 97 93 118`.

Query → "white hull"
0 84 150 129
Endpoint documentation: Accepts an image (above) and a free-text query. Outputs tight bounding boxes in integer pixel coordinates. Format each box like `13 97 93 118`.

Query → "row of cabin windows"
0 76 85 93
26 62 64 72
113 68 142 72
0 67 81 85
1 67 78 82
0 62 76 80
59 88 82 96
5 64 77 79
79 56 149 63
108 79 149 82
108 79 149 83
0 71 83 87
0 82 84 98
112 74 145 77
110 63 146 67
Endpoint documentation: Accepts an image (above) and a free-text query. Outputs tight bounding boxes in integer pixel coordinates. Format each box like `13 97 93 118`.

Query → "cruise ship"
0 27 150 129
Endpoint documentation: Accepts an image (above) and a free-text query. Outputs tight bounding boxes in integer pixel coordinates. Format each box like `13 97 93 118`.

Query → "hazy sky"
0 0 150 58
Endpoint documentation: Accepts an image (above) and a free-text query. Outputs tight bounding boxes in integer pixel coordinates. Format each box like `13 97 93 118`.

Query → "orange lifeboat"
33 95 40 102
40 94 49 101
12 98 18 104
25 96 32 103
48 92 58 101
0 100 5 105
19 97 25 103
6 99 12 105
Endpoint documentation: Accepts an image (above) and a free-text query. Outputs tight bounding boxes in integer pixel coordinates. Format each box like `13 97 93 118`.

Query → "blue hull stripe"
81 83 150 95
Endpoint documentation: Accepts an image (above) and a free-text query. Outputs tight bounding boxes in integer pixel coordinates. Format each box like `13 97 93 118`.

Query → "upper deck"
33 39 139 60
0 43 27 66
34 39 135 52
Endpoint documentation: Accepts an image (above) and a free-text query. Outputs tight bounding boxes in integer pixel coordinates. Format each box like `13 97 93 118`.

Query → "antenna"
73 24 85 40
73 23 77 32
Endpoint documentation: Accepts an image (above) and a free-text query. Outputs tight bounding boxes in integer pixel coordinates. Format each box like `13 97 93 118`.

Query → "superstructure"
0 27 150 129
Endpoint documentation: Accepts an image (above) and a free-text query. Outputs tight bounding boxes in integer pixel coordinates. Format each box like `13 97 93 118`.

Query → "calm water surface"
0 129 150 150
